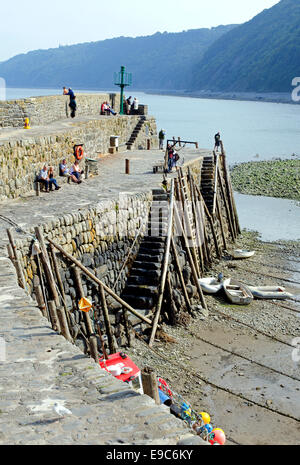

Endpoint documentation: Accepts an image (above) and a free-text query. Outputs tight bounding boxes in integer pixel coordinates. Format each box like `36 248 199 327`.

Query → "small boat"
231 249 255 259
248 286 293 300
99 352 143 394
198 277 223 294
223 278 253 305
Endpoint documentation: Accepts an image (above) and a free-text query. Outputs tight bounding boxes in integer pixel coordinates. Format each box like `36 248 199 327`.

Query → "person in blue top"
63 87 77 118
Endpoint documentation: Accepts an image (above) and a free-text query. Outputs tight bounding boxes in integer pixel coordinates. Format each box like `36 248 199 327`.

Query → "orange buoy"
78 297 92 313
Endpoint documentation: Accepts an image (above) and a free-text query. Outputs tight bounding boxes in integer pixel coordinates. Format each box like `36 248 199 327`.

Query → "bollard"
125 159 130 174
141 366 160 405
24 117 31 129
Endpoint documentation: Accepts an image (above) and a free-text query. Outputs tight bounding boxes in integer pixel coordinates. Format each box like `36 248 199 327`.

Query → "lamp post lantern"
114 65 132 115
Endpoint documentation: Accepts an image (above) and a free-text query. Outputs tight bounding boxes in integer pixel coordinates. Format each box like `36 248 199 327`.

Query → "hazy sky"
1 0 279 62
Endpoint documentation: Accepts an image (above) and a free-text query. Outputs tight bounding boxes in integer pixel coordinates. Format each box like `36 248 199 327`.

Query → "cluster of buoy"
157 378 226 445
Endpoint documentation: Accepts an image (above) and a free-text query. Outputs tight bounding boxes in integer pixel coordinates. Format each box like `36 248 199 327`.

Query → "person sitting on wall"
69 160 83 183
59 159 78 183
48 166 61 191
38 165 50 192
105 101 117 115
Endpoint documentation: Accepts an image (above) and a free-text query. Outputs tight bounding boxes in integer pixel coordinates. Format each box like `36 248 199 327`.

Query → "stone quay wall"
13 192 152 350
0 93 121 128
0 115 158 201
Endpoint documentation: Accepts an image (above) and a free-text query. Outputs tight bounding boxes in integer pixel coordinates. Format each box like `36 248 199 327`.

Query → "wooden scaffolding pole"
149 180 174 348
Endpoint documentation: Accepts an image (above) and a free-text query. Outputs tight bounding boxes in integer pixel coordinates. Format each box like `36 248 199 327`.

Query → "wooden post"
174 202 207 311
191 180 212 266
193 184 221 259
141 366 160 405
221 154 241 234
188 168 204 274
122 308 131 348
48 300 61 333
48 243 71 327
217 167 236 239
166 272 177 325
89 335 99 363
35 253 51 322
99 283 117 353
171 238 191 312
72 265 94 337
34 227 60 307
57 306 73 342
125 159 130 174
216 195 228 250
33 275 48 319
149 180 174 348
6 243 14 262
48 238 153 326
6 228 27 290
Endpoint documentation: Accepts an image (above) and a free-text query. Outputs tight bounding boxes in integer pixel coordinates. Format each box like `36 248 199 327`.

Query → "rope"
0 214 35 239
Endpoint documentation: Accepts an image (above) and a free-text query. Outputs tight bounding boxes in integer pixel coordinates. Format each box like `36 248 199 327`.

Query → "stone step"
133 260 161 270
141 240 167 249
138 246 165 256
152 195 168 201
127 274 160 286
122 294 154 310
127 309 152 327
152 189 167 195
143 236 166 243
124 285 159 297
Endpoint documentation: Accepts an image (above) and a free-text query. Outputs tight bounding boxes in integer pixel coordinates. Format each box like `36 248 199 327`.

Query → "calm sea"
3 87 300 241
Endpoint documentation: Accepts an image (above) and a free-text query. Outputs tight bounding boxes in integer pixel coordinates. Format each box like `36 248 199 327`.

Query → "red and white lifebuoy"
75 145 84 160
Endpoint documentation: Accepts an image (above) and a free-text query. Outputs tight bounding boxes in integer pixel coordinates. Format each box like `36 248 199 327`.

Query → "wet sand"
127 231 300 445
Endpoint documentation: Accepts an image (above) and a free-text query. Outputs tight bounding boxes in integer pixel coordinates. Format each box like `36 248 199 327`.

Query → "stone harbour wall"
13 192 152 349
0 93 120 128
0 115 158 201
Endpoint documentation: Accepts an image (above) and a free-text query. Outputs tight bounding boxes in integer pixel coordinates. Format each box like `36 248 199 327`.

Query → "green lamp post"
114 66 132 115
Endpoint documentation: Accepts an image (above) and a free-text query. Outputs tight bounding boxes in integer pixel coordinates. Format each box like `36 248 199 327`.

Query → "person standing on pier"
63 87 77 118
159 129 165 150
214 132 221 152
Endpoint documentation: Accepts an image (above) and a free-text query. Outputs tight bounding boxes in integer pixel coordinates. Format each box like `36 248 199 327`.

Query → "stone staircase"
126 116 146 150
200 155 215 214
121 189 169 327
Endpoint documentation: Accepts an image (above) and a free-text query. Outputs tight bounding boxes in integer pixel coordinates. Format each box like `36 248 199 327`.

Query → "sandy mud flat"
127 231 300 445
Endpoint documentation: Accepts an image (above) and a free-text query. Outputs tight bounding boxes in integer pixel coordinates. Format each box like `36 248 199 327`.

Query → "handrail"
149 179 175 347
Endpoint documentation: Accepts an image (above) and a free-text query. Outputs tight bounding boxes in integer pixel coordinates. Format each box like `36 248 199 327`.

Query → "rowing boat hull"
248 286 293 300
198 277 223 294
231 249 255 259
223 278 253 305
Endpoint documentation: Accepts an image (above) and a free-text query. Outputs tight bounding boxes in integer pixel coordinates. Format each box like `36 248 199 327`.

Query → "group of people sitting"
37 159 84 192
100 101 117 116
